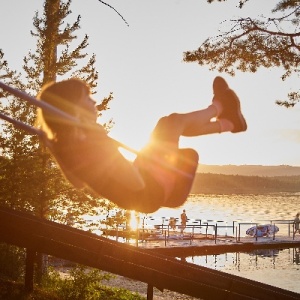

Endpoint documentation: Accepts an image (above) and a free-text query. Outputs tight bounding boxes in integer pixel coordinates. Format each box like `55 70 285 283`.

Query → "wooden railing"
0 206 299 300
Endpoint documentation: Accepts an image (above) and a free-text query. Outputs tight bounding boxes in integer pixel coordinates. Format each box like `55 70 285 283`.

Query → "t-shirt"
52 125 165 213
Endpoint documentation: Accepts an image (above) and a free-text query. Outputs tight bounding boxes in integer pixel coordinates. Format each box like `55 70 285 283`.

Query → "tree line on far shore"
191 173 300 194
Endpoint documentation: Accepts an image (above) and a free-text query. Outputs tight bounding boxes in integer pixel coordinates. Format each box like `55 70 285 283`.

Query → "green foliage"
186 0 300 107
0 271 145 300
0 277 60 300
0 0 116 223
0 0 119 288
0 243 25 281
41 265 145 300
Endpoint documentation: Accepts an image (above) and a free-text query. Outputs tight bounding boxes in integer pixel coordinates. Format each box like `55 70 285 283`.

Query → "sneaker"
213 76 247 133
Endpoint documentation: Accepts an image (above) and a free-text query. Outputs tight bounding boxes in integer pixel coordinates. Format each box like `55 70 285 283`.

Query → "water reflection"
293 247 300 264
182 247 300 294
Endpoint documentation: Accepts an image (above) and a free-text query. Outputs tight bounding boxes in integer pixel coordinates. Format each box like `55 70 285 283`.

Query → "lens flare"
129 210 140 230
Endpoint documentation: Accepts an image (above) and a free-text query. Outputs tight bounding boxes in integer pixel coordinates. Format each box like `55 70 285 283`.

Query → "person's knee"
161 113 181 125
154 114 178 132
151 113 181 143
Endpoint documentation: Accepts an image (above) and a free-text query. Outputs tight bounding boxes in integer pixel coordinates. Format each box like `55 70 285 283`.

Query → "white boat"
246 224 279 237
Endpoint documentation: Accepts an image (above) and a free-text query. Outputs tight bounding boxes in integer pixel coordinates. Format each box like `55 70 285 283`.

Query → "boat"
246 224 279 237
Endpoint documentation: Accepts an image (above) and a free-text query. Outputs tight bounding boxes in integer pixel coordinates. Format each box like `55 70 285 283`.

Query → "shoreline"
54 234 300 299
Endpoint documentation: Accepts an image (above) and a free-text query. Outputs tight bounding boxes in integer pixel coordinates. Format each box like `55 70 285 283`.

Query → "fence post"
233 221 235 235
25 248 35 293
215 224 217 244
293 221 295 240
147 284 154 300
164 231 167 247
255 224 258 241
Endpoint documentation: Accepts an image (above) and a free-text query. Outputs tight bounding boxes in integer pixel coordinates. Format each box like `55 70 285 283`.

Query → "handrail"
1 206 299 300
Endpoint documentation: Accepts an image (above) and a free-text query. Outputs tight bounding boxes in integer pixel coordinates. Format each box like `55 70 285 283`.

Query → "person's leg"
150 76 246 145
136 76 247 207
149 104 220 145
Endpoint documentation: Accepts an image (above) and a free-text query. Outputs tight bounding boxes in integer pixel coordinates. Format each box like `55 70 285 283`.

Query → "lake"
145 193 300 294
86 192 300 294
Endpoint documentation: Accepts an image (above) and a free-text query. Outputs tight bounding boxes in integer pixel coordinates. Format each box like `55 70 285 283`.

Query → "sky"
1 0 300 166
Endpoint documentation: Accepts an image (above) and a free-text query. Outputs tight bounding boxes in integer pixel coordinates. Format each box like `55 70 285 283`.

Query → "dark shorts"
150 114 181 145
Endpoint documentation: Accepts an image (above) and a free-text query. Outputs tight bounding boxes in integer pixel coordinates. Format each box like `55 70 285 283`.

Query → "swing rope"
0 111 42 137
0 81 197 179
0 81 139 155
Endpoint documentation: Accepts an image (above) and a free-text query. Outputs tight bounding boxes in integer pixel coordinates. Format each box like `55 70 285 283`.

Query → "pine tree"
0 0 114 222
0 0 118 284
184 0 300 107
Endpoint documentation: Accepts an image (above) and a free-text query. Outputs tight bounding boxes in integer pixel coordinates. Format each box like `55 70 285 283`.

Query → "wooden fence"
0 206 299 300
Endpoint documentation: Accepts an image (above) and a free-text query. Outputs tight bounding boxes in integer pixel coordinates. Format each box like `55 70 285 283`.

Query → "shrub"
42 265 145 300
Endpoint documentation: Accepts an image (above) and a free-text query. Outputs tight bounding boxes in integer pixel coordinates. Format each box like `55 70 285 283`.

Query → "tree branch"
98 0 129 27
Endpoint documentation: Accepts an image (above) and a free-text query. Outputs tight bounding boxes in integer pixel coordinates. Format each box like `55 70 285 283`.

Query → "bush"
42 265 145 300
0 243 25 281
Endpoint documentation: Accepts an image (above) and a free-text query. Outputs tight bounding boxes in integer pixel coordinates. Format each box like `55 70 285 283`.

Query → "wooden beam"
0 207 299 300
24 248 35 293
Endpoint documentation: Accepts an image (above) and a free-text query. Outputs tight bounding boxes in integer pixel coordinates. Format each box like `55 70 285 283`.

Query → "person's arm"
45 138 86 188
110 152 146 191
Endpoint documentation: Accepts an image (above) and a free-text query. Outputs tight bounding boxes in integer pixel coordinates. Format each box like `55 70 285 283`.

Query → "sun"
128 210 140 230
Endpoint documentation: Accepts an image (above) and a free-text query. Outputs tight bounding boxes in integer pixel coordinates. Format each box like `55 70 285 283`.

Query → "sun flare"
128 210 140 230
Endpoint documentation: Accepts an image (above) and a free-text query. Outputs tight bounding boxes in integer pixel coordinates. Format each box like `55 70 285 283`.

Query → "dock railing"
105 218 299 246
1 207 300 300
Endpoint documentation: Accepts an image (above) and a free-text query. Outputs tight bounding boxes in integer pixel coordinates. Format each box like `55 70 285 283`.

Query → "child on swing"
37 76 247 213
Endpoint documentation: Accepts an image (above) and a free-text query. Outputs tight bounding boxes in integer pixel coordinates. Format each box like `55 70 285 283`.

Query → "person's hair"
37 78 90 139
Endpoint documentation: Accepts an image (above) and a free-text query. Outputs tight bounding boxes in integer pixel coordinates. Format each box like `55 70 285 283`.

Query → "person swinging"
36 76 247 213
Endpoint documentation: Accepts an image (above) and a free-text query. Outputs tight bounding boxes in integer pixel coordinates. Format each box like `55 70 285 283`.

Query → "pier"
103 216 300 253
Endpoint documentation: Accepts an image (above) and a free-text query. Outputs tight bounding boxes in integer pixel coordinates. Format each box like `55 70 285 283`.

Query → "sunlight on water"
185 247 300 294
153 193 300 223
141 193 300 295
84 193 300 294
86 193 300 236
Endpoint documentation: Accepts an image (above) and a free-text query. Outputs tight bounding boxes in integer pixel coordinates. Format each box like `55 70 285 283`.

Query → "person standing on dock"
180 209 188 234
294 213 300 236
169 217 177 230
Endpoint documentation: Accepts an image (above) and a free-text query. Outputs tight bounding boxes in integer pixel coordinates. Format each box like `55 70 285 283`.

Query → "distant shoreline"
197 164 300 177
191 173 300 194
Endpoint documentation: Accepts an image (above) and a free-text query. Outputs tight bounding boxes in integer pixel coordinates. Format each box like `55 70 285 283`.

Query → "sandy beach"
102 273 199 300
55 232 300 299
